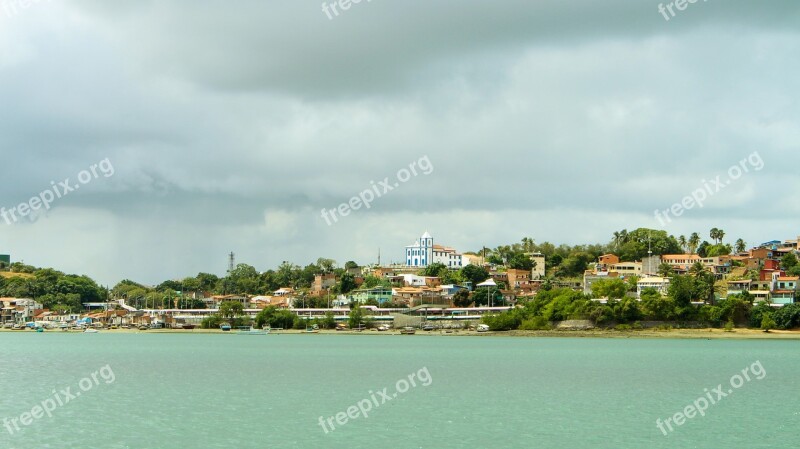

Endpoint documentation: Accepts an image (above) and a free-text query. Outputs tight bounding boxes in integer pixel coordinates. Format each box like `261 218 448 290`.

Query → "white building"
405 232 463 268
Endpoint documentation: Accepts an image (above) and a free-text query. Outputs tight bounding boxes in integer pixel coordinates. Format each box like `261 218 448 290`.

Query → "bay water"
1 333 797 449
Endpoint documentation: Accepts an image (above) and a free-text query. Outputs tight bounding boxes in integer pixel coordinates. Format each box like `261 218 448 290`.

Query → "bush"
771 303 800 329
201 314 223 329
520 316 551 331
614 324 632 331
482 312 522 331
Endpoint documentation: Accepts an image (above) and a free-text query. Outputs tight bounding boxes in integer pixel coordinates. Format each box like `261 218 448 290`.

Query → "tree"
678 235 687 253
255 306 278 328
734 239 746 254
335 273 357 294
591 278 627 299
316 258 337 273
421 262 448 278
657 263 674 278
668 275 694 307
472 287 504 307
782 253 798 271
461 265 490 288
348 306 364 329
219 301 244 321
688 233 700 254
452 289 471 307
508 253 534 271
344 261 359 270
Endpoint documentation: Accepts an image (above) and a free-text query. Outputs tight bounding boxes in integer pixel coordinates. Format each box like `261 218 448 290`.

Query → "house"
506 269 532 289
771 275 798 305
726 279 752 297
348 287 393 305
313 273 337 292
598 254 620 270
609 262 643 277
637 277 671 297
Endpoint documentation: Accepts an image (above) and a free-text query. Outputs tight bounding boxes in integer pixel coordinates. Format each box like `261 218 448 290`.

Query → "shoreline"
2 327 799 339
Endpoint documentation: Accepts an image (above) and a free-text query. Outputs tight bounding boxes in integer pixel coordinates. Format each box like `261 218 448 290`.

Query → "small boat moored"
400 326 416 335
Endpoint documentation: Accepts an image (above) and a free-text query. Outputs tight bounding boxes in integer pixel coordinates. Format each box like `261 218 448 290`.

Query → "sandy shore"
3 327 799 339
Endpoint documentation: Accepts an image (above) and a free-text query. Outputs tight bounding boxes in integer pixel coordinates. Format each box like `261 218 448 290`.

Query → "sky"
0 0 798 286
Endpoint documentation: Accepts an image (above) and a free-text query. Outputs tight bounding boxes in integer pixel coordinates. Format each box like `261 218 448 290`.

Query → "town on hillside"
1 228 798 331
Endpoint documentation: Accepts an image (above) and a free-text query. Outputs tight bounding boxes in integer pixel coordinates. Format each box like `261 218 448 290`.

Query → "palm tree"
689 261 707 277
657 263 674 278
717 229 725 244
688 233 700 254
710 228 720 244
678 235 687 253
521 237 535 253
734 238 746 254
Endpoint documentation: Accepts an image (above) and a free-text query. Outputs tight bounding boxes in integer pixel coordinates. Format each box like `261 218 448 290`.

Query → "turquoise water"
0 333 797 449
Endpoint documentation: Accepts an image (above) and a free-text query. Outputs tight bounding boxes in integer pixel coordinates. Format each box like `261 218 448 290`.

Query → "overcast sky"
0 0 798 286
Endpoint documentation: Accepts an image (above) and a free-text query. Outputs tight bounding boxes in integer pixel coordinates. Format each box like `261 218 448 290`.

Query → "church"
405 232 463 268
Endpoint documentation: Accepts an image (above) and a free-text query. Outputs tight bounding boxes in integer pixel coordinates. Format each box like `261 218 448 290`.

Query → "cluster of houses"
583 236 800 305
4 233 799 329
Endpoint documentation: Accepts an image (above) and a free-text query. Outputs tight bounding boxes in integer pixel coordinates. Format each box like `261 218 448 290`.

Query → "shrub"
614 324 632 331
520 316 551 331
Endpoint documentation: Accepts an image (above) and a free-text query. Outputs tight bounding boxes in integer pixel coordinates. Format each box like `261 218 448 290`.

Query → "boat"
220 323 232 332
182 324 196 330
477 324 490 332
36 327 44 333
236 326 266 335
305 326 319 333
84 328 99 333
400 326 416 335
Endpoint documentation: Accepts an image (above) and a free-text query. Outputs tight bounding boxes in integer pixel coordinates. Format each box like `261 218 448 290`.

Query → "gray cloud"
0 0 798 285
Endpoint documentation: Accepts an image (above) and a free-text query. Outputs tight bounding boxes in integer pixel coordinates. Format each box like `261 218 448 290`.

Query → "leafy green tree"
421 262 448 277
782 253 798 271
335 273 357 294
219 301 244 321
348 306 364 329
591 278 627 299
668 275 694 307
508 253 534 271
321 311 337 329
460 265 490 287
452 289 471 307
472 287 504 307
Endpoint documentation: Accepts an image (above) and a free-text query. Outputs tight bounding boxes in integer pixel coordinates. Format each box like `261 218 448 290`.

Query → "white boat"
84 328 99 333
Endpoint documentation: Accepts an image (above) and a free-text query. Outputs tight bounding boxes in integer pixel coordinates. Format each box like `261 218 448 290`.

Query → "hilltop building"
404 232 463 268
